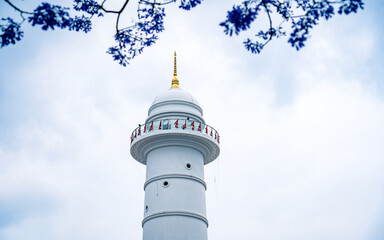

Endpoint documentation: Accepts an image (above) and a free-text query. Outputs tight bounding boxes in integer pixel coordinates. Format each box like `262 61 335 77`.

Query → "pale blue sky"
1 1 384 239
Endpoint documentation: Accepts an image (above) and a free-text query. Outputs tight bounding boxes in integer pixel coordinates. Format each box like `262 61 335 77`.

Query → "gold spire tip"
171 51 180 88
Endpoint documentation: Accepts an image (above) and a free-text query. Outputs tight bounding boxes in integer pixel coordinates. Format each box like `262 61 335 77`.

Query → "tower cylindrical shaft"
142 146 208 240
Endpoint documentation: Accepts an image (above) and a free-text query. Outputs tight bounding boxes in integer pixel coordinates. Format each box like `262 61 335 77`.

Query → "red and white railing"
130 119 220 145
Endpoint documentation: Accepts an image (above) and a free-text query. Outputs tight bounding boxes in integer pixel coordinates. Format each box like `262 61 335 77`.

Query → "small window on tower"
145 205 149 212
163 181 169 187
185 163 192 169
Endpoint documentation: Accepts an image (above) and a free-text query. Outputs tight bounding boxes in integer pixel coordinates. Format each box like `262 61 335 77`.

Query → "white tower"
130 52 220 240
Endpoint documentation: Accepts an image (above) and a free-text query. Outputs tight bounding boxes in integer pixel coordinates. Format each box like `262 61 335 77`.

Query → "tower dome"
147 87 204 124
152 87 200 106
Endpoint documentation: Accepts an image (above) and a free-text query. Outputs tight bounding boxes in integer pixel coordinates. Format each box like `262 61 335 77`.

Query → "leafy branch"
1 0 364 66
220 0 364 54
1 0 203 65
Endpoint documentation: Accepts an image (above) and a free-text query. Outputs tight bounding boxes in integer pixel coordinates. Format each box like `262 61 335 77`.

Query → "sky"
1 0 384 239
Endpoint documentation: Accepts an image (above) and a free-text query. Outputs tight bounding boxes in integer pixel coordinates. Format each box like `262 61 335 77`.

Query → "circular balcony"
130 119 220 165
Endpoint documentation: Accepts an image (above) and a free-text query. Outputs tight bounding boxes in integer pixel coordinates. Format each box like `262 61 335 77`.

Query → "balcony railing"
130 119 220 145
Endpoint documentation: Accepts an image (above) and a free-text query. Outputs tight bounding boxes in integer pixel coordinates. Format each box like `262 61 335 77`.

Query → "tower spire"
171 51 180 88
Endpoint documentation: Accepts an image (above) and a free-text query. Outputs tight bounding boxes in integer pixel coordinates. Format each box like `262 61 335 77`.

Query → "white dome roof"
152 87 200 106
147 87 204 123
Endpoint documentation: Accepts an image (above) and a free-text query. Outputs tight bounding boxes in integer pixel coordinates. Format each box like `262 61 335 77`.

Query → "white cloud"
206 79 384 240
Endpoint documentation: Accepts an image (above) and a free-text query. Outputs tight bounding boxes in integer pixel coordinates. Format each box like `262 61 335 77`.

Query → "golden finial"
171 51 180 88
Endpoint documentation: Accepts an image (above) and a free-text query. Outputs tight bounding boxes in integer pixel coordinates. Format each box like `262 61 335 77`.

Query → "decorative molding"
142 211 209 227
130 131 220 165
144 174 207 190
146 111 205 125
148 100 203 116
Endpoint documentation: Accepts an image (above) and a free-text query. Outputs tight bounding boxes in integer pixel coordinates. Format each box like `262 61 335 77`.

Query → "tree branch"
4 0 33 14
261 0 273 47
139 0 176 6
116 0 130 32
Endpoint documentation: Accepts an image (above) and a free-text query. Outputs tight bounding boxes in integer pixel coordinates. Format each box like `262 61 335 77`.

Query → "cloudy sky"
1 0 384 239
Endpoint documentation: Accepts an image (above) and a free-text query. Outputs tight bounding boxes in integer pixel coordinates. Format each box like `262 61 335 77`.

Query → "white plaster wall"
146 146 204 179
144 178 207 216
143 216 208 240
